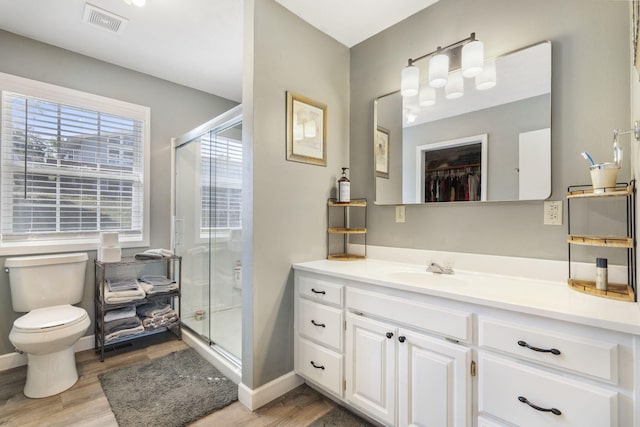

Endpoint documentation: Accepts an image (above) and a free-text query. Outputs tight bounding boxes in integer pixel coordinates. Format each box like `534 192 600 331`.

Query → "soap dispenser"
338 167 350 203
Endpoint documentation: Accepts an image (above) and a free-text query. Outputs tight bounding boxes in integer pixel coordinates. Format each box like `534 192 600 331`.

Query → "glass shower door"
175 137 211 342
174 108 242 363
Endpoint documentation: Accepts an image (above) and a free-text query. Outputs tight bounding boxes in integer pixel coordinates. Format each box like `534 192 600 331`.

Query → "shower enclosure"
172 105 242 364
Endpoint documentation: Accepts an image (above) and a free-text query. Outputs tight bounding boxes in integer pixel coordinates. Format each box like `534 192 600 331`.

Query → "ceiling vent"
82 3 129 35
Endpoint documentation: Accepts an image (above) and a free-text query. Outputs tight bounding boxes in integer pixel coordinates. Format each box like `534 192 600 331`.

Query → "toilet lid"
14 305 88 332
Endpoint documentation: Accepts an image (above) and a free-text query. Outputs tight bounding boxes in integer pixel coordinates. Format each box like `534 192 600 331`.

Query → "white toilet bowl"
10 304 90 398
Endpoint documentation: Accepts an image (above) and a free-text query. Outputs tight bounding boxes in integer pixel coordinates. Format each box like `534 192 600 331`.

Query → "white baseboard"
0 334 95 372
181 329 242 384
238 371 304 411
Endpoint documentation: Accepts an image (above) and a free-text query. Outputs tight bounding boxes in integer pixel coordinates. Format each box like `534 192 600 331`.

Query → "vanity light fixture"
400 32 490 99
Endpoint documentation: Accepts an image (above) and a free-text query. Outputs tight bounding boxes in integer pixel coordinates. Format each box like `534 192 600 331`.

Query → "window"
200 132 242 232
0 72 150 254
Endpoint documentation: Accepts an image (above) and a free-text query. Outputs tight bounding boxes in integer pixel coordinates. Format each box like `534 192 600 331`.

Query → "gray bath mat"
308 406 376 427
98 348 237 427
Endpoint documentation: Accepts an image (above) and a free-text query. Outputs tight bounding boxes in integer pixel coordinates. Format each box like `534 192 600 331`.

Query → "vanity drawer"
298 274 344 307
479 317 618 383
346 287 471 341
479 353 618 427
297 338 343 396
298 298 343 352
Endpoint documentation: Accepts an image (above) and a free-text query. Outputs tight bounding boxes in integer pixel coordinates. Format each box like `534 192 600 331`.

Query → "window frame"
0 71 150 255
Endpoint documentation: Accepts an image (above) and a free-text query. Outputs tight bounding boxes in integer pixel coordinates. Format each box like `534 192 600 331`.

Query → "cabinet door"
398 329 472 427
345 313 396 426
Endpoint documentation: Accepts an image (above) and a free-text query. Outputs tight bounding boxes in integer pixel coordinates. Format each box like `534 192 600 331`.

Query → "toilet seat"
13 305 88 333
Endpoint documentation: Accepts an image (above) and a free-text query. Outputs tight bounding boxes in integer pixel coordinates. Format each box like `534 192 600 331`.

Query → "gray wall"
350 0 630 260
243 0 350 388
0 30 237 355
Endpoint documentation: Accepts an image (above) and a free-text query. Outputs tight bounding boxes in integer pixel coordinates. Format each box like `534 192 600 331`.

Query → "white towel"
103 280 146 304
104 325 145 342
104 305 137 322
139 281 178 295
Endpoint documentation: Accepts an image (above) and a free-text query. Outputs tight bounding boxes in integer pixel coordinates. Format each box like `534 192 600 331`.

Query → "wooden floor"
0 334 337 427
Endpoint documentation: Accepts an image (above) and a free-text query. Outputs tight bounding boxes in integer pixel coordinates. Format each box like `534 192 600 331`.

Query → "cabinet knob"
517 396 561 416
517 340 561 355
311 320 326 328
386 332 393 339
398 336 406 343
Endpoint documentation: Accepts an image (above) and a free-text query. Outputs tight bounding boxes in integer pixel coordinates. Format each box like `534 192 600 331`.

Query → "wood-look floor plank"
0 335 335 427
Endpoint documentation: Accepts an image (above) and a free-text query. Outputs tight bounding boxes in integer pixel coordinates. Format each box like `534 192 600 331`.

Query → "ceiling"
0 0 438 102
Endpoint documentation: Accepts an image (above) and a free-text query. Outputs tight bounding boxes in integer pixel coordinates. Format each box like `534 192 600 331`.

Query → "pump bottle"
338 167 350 203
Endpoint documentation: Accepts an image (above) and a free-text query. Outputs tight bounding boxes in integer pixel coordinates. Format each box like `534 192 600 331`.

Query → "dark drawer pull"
386 332 393 339
311 320 326 328
398 336 406 343
310 361 325 370
311 288 326 295
518 396 561 416
518 340 561 355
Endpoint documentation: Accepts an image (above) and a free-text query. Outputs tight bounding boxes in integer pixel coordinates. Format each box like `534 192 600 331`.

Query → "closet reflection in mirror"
374 41 552 205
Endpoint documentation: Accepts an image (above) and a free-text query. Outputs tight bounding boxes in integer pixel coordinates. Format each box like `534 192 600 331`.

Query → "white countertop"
293 258 640 336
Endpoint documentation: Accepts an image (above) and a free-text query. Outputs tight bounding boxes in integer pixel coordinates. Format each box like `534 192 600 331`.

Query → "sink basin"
386 271 467 287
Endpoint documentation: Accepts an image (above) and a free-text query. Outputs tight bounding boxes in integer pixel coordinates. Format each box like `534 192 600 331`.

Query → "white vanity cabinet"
477 315 629 427
293 261 639 427
294 273 345 398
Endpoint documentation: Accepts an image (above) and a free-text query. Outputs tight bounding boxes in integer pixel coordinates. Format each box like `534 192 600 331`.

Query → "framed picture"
286 92 327 166
375 126 390 178
416 134 488 203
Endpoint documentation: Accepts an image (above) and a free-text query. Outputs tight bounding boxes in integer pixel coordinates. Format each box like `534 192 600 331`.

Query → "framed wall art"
286 92 327 166
375 126 390 178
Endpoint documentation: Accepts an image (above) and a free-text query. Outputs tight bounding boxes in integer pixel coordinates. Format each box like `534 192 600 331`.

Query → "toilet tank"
5 252 88 312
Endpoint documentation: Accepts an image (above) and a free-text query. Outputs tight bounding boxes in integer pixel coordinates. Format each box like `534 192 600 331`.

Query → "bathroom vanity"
293 256 640 426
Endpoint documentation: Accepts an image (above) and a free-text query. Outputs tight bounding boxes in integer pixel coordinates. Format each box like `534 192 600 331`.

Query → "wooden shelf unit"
327 198 367 260
566 181 636 301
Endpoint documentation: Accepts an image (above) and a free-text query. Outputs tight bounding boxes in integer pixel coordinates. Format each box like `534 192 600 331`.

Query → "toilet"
6 252 90 398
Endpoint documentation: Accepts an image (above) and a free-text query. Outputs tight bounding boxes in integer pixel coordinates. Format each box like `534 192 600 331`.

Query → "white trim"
0 334 95 372
238 372 304 410
182 328 242 384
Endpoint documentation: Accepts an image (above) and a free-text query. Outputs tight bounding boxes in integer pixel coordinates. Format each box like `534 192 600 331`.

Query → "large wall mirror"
374 41 552 205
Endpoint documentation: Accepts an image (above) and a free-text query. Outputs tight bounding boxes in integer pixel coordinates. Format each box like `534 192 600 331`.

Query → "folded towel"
139 275 176 286
103 280 146 304
142 312 179 330
134 248 173 260
107 278 139 292
105 325 145 342
104 316 142 335
137 301 172 318
104 305 137 322
139 281 178 295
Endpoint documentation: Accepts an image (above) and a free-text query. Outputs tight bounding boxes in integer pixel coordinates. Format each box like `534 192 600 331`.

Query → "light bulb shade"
476 59 496 90
401 65 420 97
445 71 463 99
428 53 449 88
462 40 484 78
418 85 436 106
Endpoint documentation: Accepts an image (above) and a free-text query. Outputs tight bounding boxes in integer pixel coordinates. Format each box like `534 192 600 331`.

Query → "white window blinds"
200 133 242 230
1 90 146 247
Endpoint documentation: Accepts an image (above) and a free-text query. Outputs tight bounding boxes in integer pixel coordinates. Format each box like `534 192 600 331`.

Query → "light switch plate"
395 205 405 223
544 200 562 225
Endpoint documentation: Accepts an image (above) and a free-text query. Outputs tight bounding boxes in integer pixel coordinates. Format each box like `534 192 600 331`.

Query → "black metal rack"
94 256 182 361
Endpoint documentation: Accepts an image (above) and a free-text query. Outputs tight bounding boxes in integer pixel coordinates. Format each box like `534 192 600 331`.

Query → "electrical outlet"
544 200 562 225
395 205 406 223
